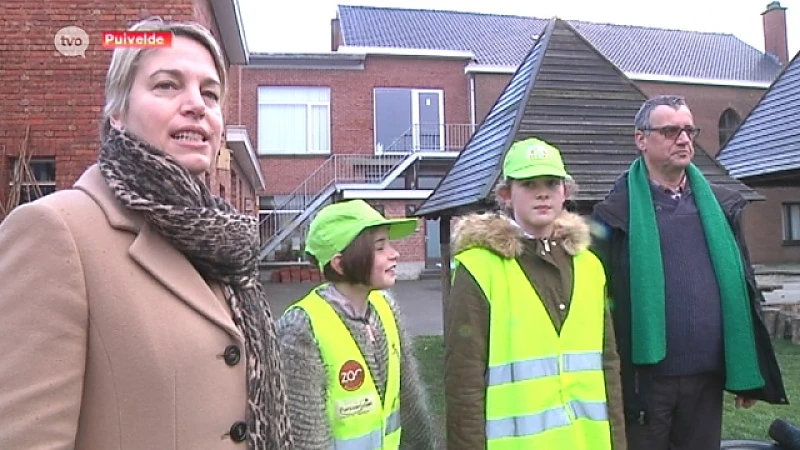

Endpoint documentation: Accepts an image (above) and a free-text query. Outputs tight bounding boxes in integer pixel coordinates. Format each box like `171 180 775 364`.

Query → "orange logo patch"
339 360 365 391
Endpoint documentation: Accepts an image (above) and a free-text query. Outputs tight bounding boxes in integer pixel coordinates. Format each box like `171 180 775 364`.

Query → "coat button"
230 421 248 442
223 345 241 366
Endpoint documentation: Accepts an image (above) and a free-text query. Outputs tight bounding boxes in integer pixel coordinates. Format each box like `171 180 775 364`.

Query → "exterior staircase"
258 153 422 262
258 123 473 264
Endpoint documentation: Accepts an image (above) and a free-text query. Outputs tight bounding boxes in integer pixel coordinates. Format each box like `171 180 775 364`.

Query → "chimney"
762 1 789 65
331 17 341 51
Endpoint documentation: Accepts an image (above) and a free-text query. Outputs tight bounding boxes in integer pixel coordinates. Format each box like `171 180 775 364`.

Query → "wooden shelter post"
439 215 452 335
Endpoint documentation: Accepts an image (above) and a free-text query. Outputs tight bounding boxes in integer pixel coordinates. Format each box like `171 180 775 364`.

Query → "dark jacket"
444 211 627 450
590 172 788 425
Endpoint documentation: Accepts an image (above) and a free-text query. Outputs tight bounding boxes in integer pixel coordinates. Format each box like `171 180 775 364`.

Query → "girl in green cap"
444 138 626 450
275 199 440 450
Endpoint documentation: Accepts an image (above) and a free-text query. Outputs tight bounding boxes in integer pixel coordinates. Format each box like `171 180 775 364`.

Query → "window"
783 203 800 244
9 157 56 205
718 108 741 147
258 86 330 155
374 88 443 153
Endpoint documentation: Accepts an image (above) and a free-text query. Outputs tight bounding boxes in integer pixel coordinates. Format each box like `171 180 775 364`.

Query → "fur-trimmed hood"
452 211 591 258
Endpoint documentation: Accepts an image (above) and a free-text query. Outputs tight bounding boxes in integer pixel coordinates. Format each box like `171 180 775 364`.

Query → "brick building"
0 0 263 220
238 53 472 278
718 49 800 265
248 3 791 278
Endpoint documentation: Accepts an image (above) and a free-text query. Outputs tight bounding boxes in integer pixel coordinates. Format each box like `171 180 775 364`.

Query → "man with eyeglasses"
590 95 787 450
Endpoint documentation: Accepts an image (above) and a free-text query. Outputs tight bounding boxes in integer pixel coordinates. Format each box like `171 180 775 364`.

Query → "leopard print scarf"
97 127 293 449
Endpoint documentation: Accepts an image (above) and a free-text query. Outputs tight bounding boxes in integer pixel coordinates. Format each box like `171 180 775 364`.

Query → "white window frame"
257 86 331 155
9 157 56 203
372 88 444 154
783 203 800 244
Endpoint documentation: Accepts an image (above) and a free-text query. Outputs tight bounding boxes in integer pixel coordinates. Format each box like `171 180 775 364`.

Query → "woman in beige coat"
0 18 292 449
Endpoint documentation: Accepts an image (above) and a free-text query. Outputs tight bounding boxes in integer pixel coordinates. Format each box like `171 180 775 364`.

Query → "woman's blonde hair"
101 17 228 137
493 176 579 217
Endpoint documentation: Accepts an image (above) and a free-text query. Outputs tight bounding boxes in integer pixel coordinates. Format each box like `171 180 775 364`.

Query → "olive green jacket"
444 211 626 450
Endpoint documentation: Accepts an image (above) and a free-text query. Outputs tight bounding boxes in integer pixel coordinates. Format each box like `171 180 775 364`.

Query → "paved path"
263 279 445 336
261 267 800 337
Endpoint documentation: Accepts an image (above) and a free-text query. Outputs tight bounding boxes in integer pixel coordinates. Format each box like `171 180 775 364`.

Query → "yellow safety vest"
290 287 402 450
455 247 612 450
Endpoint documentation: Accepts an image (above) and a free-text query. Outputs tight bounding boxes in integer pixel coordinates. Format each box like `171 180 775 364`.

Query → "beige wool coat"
0 165 251 449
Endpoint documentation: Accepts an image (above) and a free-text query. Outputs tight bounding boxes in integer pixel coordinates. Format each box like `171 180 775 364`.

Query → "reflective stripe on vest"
290 288 402 449
455 247 612 450
486 351 602 385
333 408 401 450
485 401 609 440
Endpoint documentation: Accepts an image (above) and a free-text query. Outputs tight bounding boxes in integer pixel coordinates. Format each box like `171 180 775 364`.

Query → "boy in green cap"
444 138 626 450
276 200 440 450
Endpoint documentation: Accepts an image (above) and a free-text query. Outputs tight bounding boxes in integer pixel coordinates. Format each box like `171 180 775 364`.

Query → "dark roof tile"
338 5 782 83
718 52 800 178
416 18 760 218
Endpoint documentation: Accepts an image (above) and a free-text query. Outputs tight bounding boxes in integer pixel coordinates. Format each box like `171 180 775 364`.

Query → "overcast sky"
239 0 799 59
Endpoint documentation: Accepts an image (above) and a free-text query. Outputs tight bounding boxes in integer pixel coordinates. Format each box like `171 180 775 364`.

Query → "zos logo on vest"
339 360 365 391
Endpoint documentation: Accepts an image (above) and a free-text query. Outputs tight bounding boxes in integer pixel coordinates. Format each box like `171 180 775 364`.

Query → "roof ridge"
339 4 745 39
337 4 543 21
337 3 782 81
569 19 738 38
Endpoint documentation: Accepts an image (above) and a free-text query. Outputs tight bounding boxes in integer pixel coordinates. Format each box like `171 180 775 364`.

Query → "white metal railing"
258 153 411 260
382 123 472 153
258 123 474 262
258 210 308 262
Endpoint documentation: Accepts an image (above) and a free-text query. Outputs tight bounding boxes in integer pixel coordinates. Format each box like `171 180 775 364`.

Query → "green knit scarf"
628 157 764 391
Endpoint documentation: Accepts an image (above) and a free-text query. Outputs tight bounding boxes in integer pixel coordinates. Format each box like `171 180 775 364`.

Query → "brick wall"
0 2 191 209
372 199 425 279
230 156 257 215
372 200 425 263
241 56 471 197
191 0 235 122
0 0 258 217
741 186 800 264
228 64 243 125
193 0 259 214
474 73 513 127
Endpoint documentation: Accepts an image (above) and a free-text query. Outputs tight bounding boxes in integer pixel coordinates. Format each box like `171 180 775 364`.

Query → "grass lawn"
413 335 800 441
722 339 800 439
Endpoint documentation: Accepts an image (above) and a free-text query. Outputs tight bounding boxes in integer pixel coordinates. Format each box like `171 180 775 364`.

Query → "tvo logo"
54 26 89 57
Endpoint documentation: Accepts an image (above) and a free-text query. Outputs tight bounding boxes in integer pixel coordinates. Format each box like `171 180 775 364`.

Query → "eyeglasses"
641 125 701 141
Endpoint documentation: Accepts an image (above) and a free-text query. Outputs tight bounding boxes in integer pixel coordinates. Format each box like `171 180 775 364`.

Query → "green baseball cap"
502 138 571 180
305 200 418 270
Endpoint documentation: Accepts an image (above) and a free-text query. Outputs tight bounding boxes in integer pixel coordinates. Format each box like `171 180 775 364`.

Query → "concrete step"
754 264 800 276
418 268 442 280
764 290 800 304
